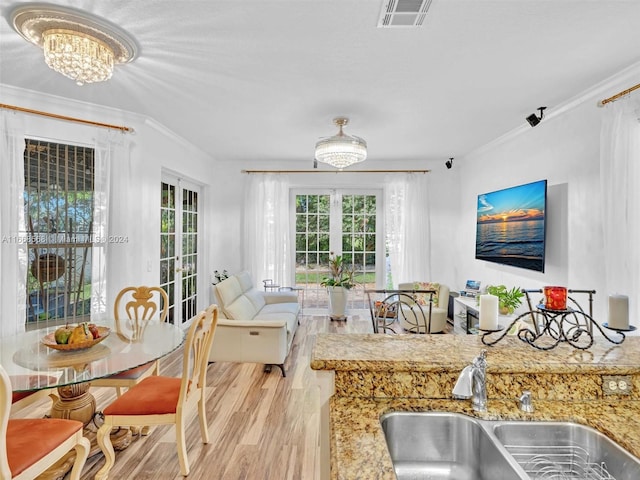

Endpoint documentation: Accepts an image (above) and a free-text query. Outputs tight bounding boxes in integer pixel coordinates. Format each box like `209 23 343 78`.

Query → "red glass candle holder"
544 286 567 310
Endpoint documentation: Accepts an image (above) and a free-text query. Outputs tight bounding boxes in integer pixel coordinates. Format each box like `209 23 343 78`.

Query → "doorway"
293 189 383 309
160 175 200 325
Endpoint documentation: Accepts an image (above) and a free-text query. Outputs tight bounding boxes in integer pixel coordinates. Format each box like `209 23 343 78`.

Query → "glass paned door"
294 190 381 309
295 194 331 308
160 176 200 326
341 194 377 298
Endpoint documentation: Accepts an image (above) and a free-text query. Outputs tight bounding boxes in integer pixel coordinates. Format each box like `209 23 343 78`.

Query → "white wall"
447 73 638 323
207 157 459 290
1 85 219 324
4 63 638 327
207 86 617 328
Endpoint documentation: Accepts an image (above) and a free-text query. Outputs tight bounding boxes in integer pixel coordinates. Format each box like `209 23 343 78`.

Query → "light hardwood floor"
19 311 375 480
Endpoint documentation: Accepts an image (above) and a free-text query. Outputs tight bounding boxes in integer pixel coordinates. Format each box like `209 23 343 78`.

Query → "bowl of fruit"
42 323 110 351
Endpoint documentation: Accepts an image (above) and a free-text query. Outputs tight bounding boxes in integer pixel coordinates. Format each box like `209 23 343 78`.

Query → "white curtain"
91 130 135 320
384 173 431 285
104 134 136 312
600 98 640 326
0 112 28 337
243 174 291 287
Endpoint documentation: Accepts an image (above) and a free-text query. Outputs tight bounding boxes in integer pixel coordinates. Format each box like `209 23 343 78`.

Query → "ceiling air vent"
378 0 433 28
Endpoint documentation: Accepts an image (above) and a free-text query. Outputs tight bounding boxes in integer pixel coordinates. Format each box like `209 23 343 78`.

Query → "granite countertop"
311 333 640 480
311 333 640 374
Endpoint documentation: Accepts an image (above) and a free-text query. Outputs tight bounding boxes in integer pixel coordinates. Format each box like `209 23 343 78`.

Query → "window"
294 190 382 309
23 139 95 326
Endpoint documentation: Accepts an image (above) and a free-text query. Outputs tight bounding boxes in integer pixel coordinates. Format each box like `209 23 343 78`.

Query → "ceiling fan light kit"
315 117 367 170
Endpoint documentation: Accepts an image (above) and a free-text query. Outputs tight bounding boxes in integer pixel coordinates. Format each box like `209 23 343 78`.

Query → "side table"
278 286 305 312
453 295 480 334
262 279 280 291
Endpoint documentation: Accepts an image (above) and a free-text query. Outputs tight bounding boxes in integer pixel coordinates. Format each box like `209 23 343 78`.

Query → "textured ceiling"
2 0 640 165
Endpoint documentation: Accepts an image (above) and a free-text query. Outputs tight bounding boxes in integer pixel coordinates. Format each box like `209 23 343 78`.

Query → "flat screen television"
475 179 547 273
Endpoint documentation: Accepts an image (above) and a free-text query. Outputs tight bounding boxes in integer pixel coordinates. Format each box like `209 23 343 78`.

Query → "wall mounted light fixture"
526 107 547 127
445 157 454 169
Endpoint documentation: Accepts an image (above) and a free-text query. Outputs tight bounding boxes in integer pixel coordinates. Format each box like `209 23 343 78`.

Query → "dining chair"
9 374 57 416
92 285 169 397
95 304 219 479
0 365 90 480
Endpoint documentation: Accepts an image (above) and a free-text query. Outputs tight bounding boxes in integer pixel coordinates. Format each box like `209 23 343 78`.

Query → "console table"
453 295 480 334
453 295 517 335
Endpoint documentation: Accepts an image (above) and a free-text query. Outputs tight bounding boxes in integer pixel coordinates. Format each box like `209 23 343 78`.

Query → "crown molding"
0 83 212 159
463 60 640 161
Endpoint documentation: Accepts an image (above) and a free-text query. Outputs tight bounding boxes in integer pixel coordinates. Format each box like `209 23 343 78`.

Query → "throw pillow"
413 281 440 307
374 300 397 318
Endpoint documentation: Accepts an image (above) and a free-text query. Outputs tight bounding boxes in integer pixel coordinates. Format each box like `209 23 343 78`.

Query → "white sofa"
397 282 450 333
208 271 300 376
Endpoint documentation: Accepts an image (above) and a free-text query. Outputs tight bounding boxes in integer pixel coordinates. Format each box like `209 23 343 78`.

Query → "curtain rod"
242 169 430 174
0 103 134 133
599 82 640 106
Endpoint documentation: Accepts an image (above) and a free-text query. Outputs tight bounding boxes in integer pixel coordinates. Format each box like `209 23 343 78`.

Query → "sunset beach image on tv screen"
475 179 547 273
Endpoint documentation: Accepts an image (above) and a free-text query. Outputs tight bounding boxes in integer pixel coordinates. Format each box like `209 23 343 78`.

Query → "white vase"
327 286 348 321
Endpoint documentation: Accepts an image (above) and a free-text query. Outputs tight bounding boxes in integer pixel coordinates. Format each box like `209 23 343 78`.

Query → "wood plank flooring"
20 311 375 480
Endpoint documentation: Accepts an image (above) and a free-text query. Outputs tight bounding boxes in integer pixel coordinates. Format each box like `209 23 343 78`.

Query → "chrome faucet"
452 349 488 412
519 390 534 413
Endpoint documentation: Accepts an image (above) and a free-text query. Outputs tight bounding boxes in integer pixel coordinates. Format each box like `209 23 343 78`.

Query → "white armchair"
397 282 450 333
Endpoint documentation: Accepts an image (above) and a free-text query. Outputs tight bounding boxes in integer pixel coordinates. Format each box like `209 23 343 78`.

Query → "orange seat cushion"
7 418 83 476
10 375 58 403
105 362 154 380
103 376 181 416
11 390 36 403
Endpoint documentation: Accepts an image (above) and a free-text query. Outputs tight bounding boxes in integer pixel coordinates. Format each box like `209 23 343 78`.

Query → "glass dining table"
1 320 185 425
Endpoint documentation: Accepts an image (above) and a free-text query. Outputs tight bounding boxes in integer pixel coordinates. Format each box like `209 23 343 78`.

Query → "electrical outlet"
603 375 632 395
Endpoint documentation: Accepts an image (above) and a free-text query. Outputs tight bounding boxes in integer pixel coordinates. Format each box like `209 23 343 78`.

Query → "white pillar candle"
608 294 629 330
479 294 499 331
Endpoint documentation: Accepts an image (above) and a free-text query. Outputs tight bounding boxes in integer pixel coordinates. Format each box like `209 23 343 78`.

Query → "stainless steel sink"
380 412 640 480
491 421 640 480
380 412 526 480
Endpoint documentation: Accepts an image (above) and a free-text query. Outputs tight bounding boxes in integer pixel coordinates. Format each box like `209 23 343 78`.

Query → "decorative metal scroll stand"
481 289 626 350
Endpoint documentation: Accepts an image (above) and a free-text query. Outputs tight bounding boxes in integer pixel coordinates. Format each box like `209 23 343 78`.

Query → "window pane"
307 195 318 213
23 139 95 326
319 214 329 231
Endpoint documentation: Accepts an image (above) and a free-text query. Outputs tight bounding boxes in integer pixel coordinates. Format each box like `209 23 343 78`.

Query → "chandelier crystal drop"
43 30 114 85
315 117 367 170
10 4 137 86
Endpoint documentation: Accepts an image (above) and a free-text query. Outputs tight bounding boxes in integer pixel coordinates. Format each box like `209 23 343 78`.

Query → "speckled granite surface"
311 333 640 480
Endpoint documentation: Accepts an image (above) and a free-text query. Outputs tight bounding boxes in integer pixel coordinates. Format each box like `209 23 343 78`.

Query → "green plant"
485 284 524 314
320 253 356 290
212 270 229 284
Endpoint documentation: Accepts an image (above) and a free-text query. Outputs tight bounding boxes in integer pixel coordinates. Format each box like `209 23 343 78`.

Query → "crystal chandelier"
11 5 137 86
315 117 367 170
43 30 114 85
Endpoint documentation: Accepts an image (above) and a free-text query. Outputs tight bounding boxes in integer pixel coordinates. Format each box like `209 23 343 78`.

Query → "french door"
160 175 200 326
293 189 383 309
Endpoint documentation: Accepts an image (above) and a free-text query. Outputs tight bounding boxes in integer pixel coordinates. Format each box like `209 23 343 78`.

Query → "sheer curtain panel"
600 98 640 326
0 112 28 337
384 173 431 285
243 174 291 287
92 131 135 321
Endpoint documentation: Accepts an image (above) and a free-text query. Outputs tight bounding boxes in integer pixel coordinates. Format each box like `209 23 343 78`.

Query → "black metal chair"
365 289 437 334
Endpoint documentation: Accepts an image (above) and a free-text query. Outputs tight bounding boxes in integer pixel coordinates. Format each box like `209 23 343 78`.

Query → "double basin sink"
381 412 640 479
